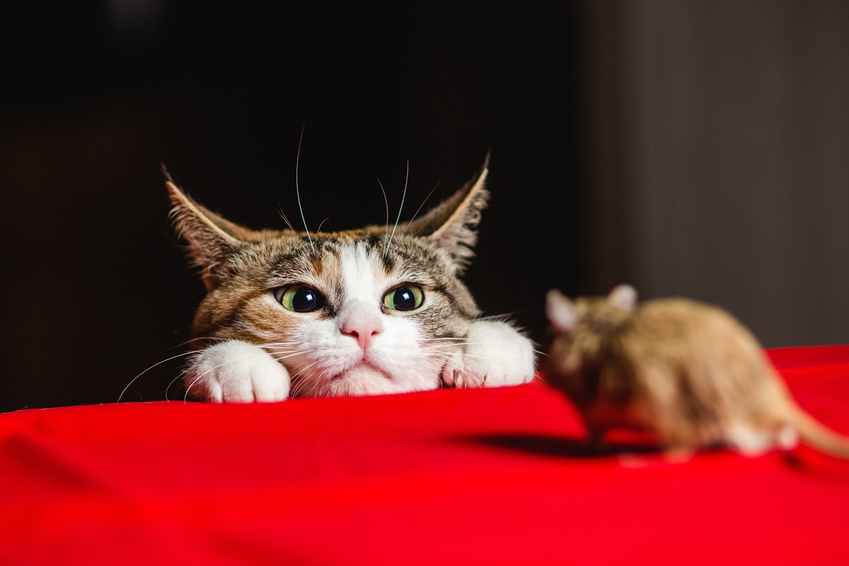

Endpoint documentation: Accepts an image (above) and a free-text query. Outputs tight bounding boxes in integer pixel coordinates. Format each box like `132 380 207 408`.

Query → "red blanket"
2 346 849 565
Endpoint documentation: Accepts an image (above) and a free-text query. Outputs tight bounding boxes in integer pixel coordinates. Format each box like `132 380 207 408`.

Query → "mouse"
542 285 849 458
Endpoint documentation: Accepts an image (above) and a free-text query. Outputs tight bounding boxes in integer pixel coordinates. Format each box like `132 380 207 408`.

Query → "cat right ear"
166 179 251 292
545 289 578 333
405 159 490 273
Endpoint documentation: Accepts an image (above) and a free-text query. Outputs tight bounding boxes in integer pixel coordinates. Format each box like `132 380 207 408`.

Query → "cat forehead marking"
338 242 393 299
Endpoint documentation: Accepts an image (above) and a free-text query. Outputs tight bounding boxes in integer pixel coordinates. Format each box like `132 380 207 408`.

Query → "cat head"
167 165 491 397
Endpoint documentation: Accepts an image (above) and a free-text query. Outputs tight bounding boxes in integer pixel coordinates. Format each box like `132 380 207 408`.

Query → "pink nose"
341 316 383 350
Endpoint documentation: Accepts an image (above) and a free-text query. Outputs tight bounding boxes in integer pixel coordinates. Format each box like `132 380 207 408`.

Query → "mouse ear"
545 289 578 333
608 284 638 311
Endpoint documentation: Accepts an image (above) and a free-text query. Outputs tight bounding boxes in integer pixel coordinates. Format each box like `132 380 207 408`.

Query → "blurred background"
1 1 847 411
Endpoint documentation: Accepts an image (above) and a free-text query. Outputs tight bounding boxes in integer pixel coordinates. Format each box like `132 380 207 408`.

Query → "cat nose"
341 319 383 349
339 305 384 350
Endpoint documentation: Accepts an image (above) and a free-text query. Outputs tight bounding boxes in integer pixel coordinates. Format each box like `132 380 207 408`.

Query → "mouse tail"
785 401 849 460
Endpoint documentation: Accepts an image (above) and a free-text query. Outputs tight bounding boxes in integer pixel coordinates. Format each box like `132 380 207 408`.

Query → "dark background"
1 3 582 410
5 2 849 412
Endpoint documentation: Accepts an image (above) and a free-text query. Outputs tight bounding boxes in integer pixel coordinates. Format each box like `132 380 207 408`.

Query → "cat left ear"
166 178 254 292
405 159 490 273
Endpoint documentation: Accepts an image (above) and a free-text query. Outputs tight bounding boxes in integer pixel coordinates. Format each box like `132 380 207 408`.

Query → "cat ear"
608 284 638 311
545 289 578 333
166 178 254 292
405 160 490 272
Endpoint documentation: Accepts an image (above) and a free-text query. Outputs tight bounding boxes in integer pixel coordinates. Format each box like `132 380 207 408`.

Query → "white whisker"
295 124 314 253
384 160 409 257
119 351 198 403
165 370 189 402
475 313 522 322
377 176 390 243
401 178 442 238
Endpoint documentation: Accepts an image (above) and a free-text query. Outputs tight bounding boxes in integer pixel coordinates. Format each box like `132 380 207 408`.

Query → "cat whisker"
423 338 479 348
290 365 325 397
426 337 467 344
287 357 323 380
475 313 522 322
253 339 297 348
295 124 315 254
287 375 304 396
300 375 325 398
290 376 315 398
401 179 442 238
165 369 190 402
269 350 321 365
119 350 200 403
267 351 301 361
259 341 320 356
294 358 325 377
377 176 390 244
183 376 202 402
449 351 523 367
315 218 331 235
176 336 221 348
384 160 409 257
127 337 229 403
276 204 296 232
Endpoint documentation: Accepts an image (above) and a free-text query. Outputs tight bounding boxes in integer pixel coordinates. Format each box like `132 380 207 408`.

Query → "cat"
542 285 849 458
166 163 536 402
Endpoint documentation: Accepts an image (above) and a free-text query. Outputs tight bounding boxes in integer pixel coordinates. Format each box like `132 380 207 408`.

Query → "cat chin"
326 365 398 397
311 364 437 397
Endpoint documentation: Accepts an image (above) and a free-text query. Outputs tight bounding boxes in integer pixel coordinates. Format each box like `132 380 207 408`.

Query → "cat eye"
383 284 424 312
274 285 325 313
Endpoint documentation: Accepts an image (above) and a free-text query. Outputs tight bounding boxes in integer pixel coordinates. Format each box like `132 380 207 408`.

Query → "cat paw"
442 320 536 388
183 340 290 403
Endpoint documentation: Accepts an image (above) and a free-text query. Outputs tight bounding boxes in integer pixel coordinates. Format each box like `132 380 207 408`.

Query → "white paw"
183 340 290 403
442 320 536 388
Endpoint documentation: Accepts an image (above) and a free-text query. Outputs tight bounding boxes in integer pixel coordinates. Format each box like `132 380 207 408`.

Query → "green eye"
383 284 424 312
274 285 325 313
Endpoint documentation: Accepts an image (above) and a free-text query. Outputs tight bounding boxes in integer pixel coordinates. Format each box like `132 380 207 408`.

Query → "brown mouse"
542 285 849 458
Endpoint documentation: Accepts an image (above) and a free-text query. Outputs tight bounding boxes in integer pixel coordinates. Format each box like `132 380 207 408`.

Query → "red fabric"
2 346 849 565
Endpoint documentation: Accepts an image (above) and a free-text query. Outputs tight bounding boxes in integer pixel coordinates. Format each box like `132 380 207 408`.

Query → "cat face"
168 167 490 397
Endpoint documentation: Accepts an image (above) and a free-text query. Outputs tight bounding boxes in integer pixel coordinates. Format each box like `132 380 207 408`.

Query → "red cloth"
2 346 849 565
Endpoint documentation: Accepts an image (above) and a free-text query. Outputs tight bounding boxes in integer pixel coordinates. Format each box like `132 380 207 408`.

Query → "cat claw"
441 356 485 388
442 320 535 388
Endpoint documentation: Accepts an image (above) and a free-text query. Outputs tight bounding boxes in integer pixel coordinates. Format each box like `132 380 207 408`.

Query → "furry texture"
543 286 849 458
168 166 535 402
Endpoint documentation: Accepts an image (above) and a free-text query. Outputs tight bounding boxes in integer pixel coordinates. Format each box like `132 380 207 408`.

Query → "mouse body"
543 285 849 458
